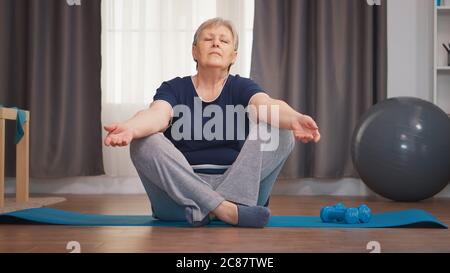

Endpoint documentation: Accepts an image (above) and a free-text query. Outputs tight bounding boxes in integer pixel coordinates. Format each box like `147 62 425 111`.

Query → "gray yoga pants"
130 126 295 224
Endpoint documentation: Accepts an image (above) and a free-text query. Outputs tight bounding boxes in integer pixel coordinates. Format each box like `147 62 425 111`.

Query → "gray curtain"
251 0 387 179
0 0 104 178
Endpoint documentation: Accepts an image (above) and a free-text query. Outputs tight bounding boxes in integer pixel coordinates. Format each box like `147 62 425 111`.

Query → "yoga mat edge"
0 208 447 229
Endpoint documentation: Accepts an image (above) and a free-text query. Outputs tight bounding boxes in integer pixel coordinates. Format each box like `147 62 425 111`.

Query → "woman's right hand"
104 123 135 147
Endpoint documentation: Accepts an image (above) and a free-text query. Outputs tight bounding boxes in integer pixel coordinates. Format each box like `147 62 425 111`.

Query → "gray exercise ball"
351 97 450 202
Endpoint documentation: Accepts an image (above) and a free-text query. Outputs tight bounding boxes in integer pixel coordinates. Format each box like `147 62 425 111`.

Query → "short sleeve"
153 82 177 108
237 76 265 107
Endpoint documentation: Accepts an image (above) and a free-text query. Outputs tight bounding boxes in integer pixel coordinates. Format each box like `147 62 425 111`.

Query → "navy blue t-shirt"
153 74 265 174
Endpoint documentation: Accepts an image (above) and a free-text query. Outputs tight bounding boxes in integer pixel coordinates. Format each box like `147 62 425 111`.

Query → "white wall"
387 0 434 100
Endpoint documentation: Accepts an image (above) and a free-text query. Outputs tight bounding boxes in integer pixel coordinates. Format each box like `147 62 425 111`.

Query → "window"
101 0 255 176
101 0 255 104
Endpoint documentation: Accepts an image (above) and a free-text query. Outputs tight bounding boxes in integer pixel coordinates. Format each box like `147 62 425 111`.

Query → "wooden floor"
0 194 449 253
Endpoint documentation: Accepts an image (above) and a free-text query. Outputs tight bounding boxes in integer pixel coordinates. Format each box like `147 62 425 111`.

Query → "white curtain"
101 0 255 176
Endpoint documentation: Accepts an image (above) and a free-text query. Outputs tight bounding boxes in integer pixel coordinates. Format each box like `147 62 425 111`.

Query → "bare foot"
211 200 238 225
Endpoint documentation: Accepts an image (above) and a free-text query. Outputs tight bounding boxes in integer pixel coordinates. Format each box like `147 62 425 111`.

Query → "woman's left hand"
290 114 321 143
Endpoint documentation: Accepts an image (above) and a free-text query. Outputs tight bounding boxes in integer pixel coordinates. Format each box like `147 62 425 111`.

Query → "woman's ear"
192 45 197 62
231 50 238 65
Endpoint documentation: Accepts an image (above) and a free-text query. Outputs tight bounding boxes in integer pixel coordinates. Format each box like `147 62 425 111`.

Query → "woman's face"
193 25 237 71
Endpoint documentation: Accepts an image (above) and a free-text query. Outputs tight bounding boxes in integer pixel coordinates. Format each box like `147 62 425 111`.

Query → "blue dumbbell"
320 206 359 224
357 204 372 223
319 202 347 222
334 202 346 209
331 202 346 221
321 204 372 224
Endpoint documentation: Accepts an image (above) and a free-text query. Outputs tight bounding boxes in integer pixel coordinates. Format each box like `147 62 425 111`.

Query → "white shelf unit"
434 1 450 116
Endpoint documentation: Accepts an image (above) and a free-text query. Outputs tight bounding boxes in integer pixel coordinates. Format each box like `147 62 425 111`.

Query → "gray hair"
193 17 239 51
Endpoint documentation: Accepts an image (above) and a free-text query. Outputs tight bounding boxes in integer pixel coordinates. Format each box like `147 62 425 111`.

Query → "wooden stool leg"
16 115 29 203
0 119 4 207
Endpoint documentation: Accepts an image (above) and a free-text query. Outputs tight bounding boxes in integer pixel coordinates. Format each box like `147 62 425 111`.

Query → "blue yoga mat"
0 208 447 228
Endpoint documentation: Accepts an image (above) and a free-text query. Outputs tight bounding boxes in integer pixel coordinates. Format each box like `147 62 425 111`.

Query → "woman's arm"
104 100 172 147
125 101 172 138
249 93 321 143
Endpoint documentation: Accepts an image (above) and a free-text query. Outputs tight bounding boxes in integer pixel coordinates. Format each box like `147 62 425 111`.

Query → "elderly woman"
104 18 320 228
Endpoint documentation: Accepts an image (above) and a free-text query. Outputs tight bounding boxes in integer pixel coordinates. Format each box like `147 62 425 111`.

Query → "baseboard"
4 175 450 198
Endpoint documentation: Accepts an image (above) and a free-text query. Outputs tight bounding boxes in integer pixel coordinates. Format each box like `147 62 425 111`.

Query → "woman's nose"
212 39 220 47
